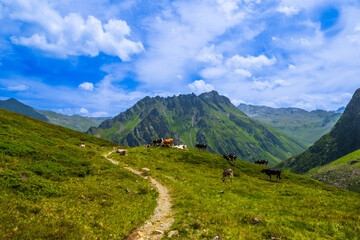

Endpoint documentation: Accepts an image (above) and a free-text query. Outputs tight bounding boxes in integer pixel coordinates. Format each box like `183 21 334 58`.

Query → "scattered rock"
213 236 223 240
251 217 261 224
154 230 163 235
271 237 281 240
168 230 179 238
150 188 154 191
19 173 28 179
135 180 138 183
126 189 132 194
138 231 144 237
142 168 151 172
219 191 224 194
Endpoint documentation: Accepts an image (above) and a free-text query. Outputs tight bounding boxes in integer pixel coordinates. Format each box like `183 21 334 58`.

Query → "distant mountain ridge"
277 88 360 173
238 103 342 145
87 91 308 165
0 98 49 122
38 110 110 132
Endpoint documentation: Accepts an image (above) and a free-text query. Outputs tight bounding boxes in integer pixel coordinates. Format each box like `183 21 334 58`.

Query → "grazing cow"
162 139 174 147
116 149 128 156
223 154 237 164
222 169 233 183
80 143 85 148
196 143 207 150
145 144 151 148
173 144 187 150
261 168 281 181
255 160 268 166
152 138 164 146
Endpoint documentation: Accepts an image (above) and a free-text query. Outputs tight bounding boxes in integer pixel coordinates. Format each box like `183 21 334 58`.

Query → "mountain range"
277 88 360 174
87 91 308 165
0 98 108 132
238 104 343 145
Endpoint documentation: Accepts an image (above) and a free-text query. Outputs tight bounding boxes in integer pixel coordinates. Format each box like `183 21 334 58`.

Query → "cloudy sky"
0 0 359 117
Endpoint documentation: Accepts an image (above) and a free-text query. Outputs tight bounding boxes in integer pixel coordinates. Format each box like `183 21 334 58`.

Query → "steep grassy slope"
38 109 109 132
307 149 360 193
88 91 307 165
110 147 360 240
238 104 342 145
0 98 49 122
277 88 360 174
0 109 157 239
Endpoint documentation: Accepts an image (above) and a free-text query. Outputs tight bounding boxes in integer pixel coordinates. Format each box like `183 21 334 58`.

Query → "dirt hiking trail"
104 151 175 240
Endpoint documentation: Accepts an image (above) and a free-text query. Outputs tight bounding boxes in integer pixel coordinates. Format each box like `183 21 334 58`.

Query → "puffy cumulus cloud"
276 6 299 16
226 55 277 70
79 82 94 91
7 84 29 91
79 107 89 115
196 45 223 66
5 0 143 60
188 80 215 94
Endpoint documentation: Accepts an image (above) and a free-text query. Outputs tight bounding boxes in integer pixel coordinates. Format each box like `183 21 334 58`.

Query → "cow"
222 169 233 183
261 168 281 181
223 154 237 165
80 143 85 148
173 144 187 150
162 139 174 147
116 149 128 156
255 160 268 166
196 143 207 150
145 144 151 148
152 138 163 146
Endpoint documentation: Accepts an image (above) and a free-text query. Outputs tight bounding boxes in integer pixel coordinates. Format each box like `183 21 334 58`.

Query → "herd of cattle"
150 138 282 182
93 137 282 182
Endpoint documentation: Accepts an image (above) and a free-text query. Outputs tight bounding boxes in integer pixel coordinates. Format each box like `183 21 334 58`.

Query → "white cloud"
79 107 89 115
7 84 29 91
188 80 215 94
79 82 94 91
226 55 277 69
355 25 360 32
5 0 144 60
92 111 109 117
234 69 252 77
196 45 223 66
277 6 299 16
288 64 296 70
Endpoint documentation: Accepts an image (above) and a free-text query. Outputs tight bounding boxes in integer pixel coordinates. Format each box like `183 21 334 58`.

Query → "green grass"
111 147 360 240
0 109 157 239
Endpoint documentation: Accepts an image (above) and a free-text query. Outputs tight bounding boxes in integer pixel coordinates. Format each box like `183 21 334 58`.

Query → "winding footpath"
104 151 175 240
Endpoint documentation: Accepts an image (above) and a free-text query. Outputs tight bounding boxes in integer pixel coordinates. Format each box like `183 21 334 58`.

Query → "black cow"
223 154 237 165
222 169 233 183
196 143 207 150
152 138 163 146
261 168 281 181
255 160 268 166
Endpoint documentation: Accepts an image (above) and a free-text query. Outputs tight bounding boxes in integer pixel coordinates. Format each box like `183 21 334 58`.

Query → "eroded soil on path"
104 151 174 240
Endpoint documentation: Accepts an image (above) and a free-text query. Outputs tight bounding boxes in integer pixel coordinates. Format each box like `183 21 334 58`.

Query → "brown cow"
162 139 174 147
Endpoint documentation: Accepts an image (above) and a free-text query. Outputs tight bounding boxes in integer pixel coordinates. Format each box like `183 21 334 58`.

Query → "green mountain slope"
277 88 360 174
1 108 360 239
307 149 360 193
0 109 157 239
238 104 342 145
0 98 49 122
38 110 109 132
109 146 360 239
87 91 308 165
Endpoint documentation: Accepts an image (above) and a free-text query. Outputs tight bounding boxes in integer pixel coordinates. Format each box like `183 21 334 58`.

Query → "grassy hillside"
110 147 360 239
277 88 360 174
0 109 157 239
238 104 342 146
88 91 308 166
307 149 360 193
38 109 109 132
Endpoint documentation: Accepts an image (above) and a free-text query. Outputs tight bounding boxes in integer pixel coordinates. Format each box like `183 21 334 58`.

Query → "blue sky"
0 0 360 117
